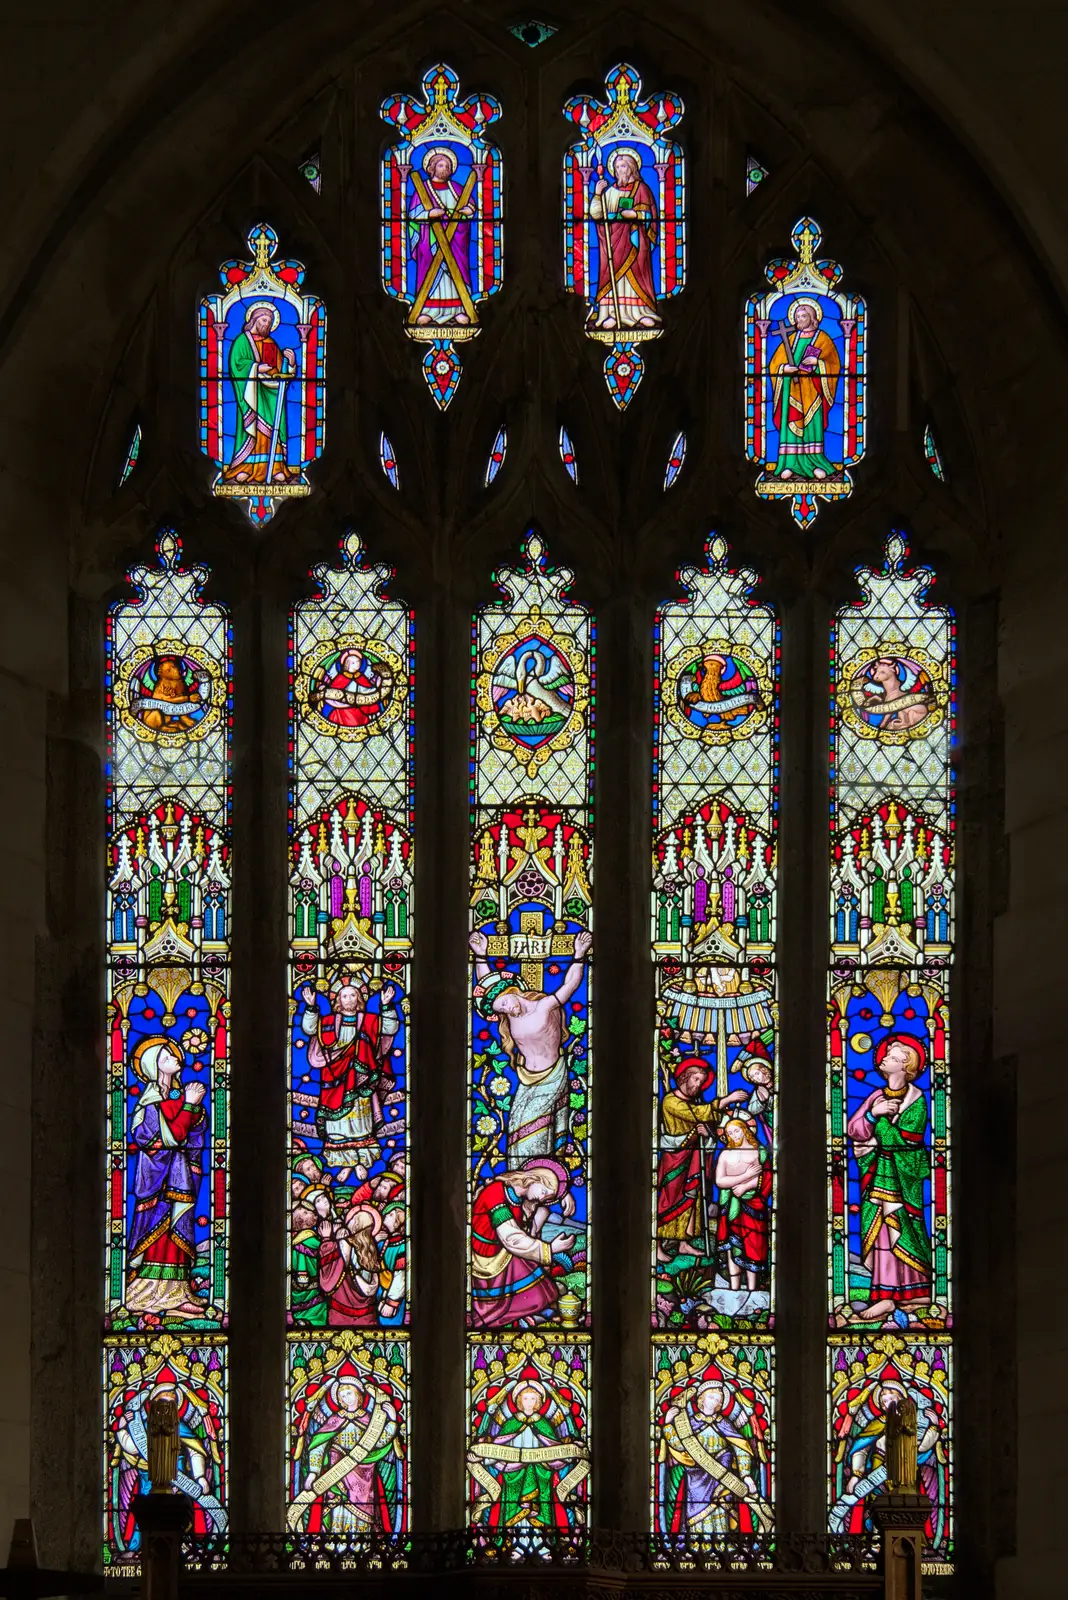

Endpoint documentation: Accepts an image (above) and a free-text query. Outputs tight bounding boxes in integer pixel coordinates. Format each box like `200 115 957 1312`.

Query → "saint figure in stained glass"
199 224 326 526
563 64 685 408
745 218 866 529
381 65 503 409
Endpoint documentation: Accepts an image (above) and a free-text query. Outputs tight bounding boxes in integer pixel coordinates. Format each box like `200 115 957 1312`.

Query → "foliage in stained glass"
468 1333 589 1531
744 218 867 530
379 432 399 490
485 424 508 487
745 154 768 197
119 423 141 487
104 1335 227 1566
288 533 414 1335
105 532 231 1336
829 535 954 1336
510 20 557 47
829 1335 952 1566
468 534 594 1524
652 1334 773 1536
653 538 779 1339
923 425 946 482
562 64 686 409
286 1331 409 1534
380 65 503 410
663 430 686 489
199 223 326 527
558 425 578 485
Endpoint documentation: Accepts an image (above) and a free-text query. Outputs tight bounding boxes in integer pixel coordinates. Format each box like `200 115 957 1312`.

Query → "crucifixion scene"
468 803 592 1330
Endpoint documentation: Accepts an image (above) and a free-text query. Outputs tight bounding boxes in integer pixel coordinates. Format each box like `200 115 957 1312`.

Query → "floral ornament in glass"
562 63 686 410
744 218 867 531
381 64 504 411
199 223 326 527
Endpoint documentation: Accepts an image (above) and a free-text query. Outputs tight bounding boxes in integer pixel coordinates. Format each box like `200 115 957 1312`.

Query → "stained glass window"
467 532 594 1533
199 223 326 526
485 424 508 487
379 432 399 490
563 64 686 409
923 425 946 482
380 65 503 409
103 531 231 1565
744 218 867 530
746 155 768 197
651 535 778 1537
510 20 557 46
119 423 141 487
663 431 686 490
285 531 414 1533
558 426 578 485
299 150 322 193
827 533 954 1569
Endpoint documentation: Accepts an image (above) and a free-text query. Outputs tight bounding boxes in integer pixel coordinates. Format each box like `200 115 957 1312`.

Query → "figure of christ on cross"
469 926 592 1163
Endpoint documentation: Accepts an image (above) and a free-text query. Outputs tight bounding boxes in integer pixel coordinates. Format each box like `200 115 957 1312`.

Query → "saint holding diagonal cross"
406 147 479 328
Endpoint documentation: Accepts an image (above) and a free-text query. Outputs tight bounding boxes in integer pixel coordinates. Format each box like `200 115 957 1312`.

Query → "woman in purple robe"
126 1036 208 1318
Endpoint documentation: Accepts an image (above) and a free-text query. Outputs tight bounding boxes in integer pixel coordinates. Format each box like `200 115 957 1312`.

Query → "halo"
511 1378 547 1408
131 1035 181 1084
521 1157 570 1197
609 146 643 177
243 299 280 331
422 145 458 175
346 1201 385 1239
789 296 823 325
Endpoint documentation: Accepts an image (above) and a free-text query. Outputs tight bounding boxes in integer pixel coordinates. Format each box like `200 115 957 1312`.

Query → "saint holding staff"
587 148 661 333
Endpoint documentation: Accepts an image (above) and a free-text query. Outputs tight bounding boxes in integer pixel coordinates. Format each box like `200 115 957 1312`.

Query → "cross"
0 1521 103 1598
485 909 576 989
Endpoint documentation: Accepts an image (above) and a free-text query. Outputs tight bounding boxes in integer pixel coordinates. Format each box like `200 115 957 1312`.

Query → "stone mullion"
591 592 654 1530
773 588 828 1534
228 571 287 1533
410 580 467 1528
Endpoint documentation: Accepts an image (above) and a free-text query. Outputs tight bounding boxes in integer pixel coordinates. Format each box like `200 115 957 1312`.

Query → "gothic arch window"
81 10 1001 1580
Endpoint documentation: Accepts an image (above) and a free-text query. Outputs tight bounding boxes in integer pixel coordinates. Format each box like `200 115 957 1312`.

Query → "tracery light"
558 426 578 485
379 432 400 490
103 530 231 1565
923 425 946 483
199 223 326 527
744 218 866 530
285 531 415 1534
746 154 768 196
485 424 508 487
119 423 141 488
827 533 955 1569
651 535 778 1537
562 64 686 409
467 532 594 1532
380 65 504 410
663 431 686 490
